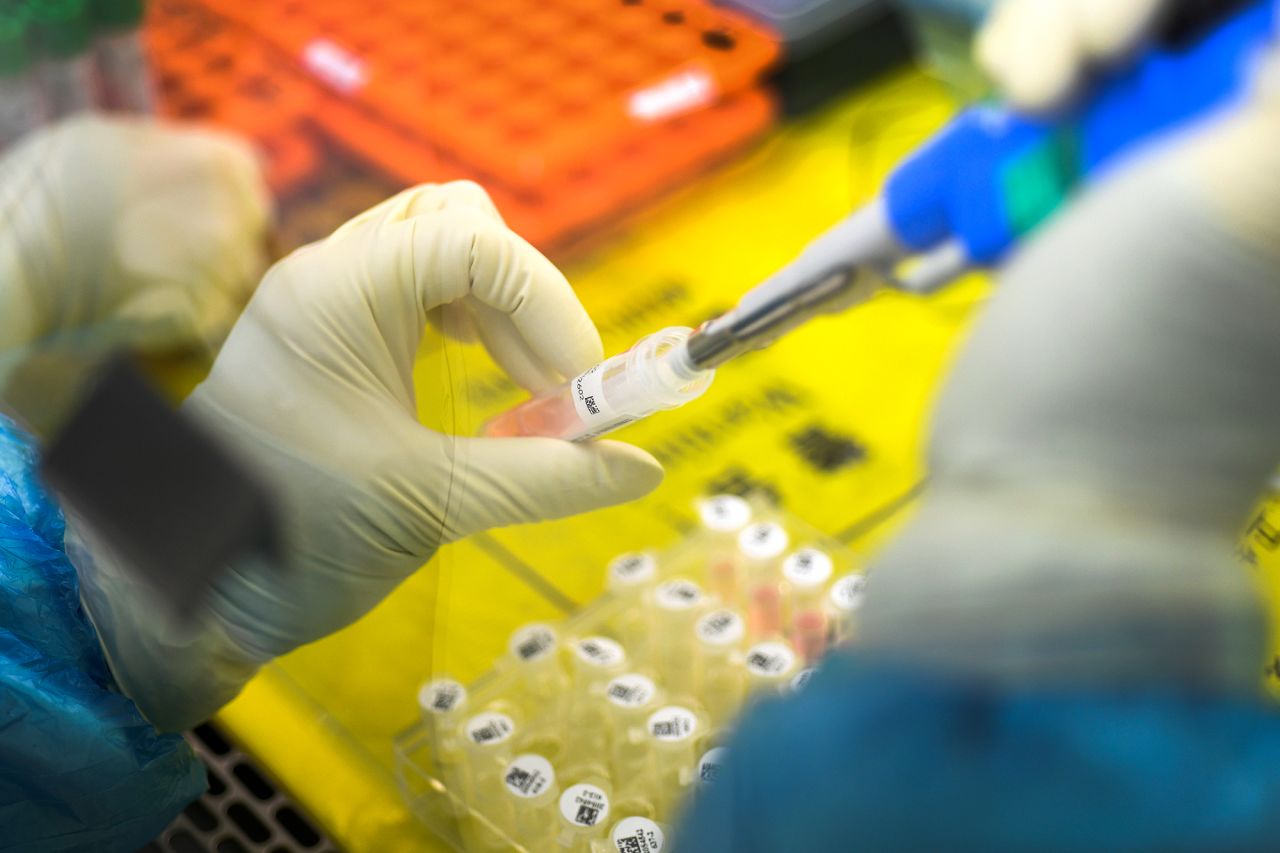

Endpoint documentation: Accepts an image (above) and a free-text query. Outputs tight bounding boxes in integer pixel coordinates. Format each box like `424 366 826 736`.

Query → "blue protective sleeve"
675 655 1280 852
0 415 204 852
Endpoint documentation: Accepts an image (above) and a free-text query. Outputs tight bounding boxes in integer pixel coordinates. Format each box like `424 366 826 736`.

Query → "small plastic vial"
417 677 468 753
563 636 628 778
609 816 666 852
737 522 790 641
782 548 834 664
645 705 700 820
693 608 745 728
697 495 752 605
602 673 660 800
502 753 559 850
483 327 714 441
509 623 567 726
650 579 705 700
826 572 867 647
743 641 798 697
557 780 612 852
459 710 519 807
607 552 658 659
695 746 728 787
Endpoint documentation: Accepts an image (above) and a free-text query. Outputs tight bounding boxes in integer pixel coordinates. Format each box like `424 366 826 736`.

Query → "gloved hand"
975 0 1170 109
73 181 664 731
856 25 1280 689
0 115 270 431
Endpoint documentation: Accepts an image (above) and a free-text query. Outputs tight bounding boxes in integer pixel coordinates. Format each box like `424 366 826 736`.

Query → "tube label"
612 816 666 852
560 783 610 828
504 754 555 799
570 363 637 440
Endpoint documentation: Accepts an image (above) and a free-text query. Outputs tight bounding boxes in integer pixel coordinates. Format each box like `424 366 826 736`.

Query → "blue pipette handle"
885 0 1276 265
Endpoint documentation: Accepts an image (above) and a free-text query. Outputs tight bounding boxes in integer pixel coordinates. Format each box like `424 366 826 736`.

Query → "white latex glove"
73 181 664 731
975 0 1170 109
0 115 270 429
857 46 1280 691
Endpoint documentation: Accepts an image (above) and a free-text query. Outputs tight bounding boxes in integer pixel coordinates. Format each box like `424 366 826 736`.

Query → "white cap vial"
418 677 467 719
737 521 789 563
827 573 866 645
462 710 517 752
608 552 658 593
572 636 628 682
696 608 745 651
696 746 728 786
504 753 557 803
559 781 611 837
654 578 704 612
510 623 560 665
605 673 658 714
611 816 666 852
744 641 798 693
698 494 752 534
791 667 816 692
783 548 834 595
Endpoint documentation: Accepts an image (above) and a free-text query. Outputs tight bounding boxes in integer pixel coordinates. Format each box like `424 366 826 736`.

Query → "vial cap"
503 753 556 799
829 573 867 612
463 711 515 747
698 494 751 533
612 816 665 852
791 668 816 692
417 678 467 716
608 552 656 588
574 636 626 669
510 623 558 663
605 674 656 709
744 642 796 678
782 548 833 589
654 578 703 611
647 705 698 742
697 746 728 785
559 782 610 829
696 609 744 647
737 522 789 561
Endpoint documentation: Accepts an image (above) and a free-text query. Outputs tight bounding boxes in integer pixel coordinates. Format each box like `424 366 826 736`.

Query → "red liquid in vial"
791 609 827 664
748 584 782 639
483 386 585 440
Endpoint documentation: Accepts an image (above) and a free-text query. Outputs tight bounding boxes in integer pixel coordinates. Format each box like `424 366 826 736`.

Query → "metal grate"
138 722 341 853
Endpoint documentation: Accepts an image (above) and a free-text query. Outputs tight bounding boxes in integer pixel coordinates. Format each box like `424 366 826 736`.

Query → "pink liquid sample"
483 387 583 439
791 609 827 664
748 584 782 639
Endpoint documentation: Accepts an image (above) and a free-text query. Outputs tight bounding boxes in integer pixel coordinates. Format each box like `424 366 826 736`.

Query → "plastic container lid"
611 816 665 852
574 636 626 670
607 552 657 589
559 782 610 831
782 548 834 589
696 608 745 647
744 641 796 679
605 674 656 710
92 0 145 31
738 521 789 561
509 623 558 663
417 678 467 716
654 578 704 611
0 10 32 76
647 705 698 743
503 753 556 800
698 494 751 533
462 711 516 748
32 0 92 60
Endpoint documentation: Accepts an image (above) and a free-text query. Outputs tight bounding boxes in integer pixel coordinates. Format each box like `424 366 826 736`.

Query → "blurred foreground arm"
72 182 663 731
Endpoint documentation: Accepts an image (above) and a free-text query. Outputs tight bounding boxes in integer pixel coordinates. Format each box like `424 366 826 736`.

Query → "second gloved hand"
74 182 664 731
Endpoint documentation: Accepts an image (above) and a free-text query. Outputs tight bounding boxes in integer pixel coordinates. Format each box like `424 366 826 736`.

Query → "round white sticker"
575 636 626 669
417 678 466 716
510 623 558 663
738 522 789 561
791 668 816 692
612 816 665 852
654 578 703 610
647 705 698 742
697 747 728 785
608 552 657 587
829 573 867 612
696 609 744 646
503 753 555 799
559 782 610 829
605 674 656 709
463 711 515 747
698 494 751 533
744 642 796 678
782 548 834 589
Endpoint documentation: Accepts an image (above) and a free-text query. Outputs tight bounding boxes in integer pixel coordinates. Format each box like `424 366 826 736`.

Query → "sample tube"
697 494 752 605
563 636 628 777
460 710 519 808
790 667 816 693
603 673 659 798
826 572 867 646
417 677 469 753
557 781 612 852
609 816 666 853
483 327 714 441
782 547 834 664
695 746 728 787
0 10 42 150
650 579 705 700
693 608 745 728
607 552 657 660
509 623 567 727
645 705 700 820
92 0 154 112
736 522 790 641
743 641 798 697
502 753 559 851
33 0 96 120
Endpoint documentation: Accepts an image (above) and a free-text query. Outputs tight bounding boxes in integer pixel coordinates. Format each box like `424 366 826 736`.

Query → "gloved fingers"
427 301 481 344
468 300 569 392
408 434 663 543
331 179 503 240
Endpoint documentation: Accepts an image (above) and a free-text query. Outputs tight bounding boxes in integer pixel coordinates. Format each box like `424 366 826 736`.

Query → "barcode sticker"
745 642 795 677
510 624 557 663
560 783 610 828
738 522 789 561
417 678 466 716
608 552 657 587
698 747 728 785
829 573 867 612
655 578 703 610
606 674 656 709
575 636 626 669
647 706 697 742
503 753 554 799
696 609 744 646
782 548 834 588
698 494 751 533
464 711 515 747
611 815 665 852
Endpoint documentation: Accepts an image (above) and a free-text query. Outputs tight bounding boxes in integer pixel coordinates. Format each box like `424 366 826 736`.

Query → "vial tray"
393 495 865 852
